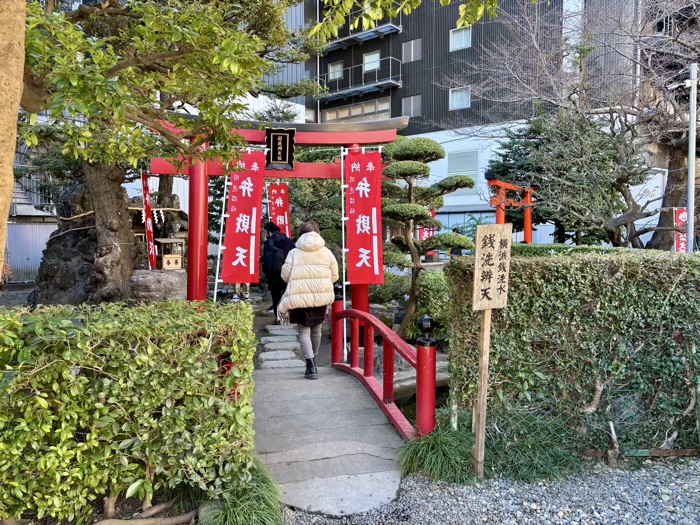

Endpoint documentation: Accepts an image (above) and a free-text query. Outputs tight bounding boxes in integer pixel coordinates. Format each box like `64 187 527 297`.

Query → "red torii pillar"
188 142 210 302
150 121 405 305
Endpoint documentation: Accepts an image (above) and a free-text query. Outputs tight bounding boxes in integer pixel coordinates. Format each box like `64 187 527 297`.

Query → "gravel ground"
283 460 700 525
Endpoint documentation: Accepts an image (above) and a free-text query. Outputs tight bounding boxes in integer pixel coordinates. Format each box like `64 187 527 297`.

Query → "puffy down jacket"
277 232 339 315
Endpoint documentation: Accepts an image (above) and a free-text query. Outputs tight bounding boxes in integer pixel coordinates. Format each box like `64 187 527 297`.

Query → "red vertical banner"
268 183 291 237
142 172 157 270
675 207 689 253
345 150 384 284
221 152 266 284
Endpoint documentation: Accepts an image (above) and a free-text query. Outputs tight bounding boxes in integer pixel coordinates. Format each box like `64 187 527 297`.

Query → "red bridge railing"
331 300 436 440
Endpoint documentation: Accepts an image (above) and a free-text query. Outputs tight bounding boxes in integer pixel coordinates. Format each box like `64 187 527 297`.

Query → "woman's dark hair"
299 220 321 235
264 222 280 234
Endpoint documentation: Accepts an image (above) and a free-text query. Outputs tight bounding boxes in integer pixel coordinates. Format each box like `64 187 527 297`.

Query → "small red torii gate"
149 117 409 313
487 178 534 244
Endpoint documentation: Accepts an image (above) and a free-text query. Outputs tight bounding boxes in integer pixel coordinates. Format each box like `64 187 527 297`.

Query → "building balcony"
318 57 402 101
325 4 402 52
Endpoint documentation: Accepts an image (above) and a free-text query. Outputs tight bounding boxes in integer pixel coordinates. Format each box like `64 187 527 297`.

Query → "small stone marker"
472 223 512 480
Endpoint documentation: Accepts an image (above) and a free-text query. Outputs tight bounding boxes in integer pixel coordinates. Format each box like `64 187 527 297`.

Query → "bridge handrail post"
383 341 395 404
363 325 374 377
350 318 361 369
416 336 437 436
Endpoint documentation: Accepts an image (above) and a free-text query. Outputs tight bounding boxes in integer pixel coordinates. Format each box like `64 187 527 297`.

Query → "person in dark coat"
262 222 295 317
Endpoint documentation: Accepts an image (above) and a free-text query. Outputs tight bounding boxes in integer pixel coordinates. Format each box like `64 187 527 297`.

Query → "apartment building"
303 0 565 239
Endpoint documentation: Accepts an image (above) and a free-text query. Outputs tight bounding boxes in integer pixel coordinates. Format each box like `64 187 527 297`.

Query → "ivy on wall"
446 253 700 451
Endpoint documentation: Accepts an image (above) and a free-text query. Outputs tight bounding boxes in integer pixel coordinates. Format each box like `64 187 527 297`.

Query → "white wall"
411 123 515 209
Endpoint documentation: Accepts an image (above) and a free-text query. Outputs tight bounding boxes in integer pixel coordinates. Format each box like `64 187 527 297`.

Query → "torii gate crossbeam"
149 117 408 308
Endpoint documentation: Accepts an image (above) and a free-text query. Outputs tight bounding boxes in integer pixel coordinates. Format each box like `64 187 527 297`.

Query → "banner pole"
341 146 348 363
213 175 230 304
143 173 151 271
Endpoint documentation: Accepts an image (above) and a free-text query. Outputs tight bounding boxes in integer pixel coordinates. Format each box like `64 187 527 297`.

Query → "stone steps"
257 324 306 370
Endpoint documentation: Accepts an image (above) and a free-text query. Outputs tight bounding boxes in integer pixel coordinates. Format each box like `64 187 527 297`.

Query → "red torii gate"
487 178 534 244
149 117 409 313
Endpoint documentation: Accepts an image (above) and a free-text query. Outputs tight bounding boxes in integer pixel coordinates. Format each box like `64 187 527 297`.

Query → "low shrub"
405 270 451 341
511 243 627 257
369 271 410 304
0 308 25 369
0 301 257 524
446 252 700 453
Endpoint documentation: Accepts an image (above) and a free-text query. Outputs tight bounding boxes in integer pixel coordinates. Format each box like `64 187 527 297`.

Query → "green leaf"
96 416 115 428
126 479 143 499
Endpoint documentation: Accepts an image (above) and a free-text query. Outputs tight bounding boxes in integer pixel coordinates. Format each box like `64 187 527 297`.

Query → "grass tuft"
399 410 582 484
399 419 476 484
484 411 583 482
198 458 283 525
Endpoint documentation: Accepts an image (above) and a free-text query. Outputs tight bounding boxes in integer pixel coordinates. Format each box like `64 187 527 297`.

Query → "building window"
402 95 422 117
450 27 472 51
363 51 381 73
449 88 471 110
447 150 478 195
305 108 316 123
323 97 391 123
402 38 422 63
329 61 344 81
656 16 677 36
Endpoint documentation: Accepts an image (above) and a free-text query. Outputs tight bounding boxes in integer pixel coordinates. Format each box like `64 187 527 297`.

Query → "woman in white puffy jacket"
278 220 339 379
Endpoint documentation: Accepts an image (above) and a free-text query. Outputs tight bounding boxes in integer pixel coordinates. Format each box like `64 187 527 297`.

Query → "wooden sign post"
472 223 513 480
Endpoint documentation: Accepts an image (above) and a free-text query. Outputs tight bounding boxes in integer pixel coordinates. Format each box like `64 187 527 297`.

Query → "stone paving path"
252 321 404 516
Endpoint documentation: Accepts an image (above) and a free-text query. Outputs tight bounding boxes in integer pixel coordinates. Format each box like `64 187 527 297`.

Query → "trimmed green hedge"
0 302 257 523
446 253 700 452
511 243 629 257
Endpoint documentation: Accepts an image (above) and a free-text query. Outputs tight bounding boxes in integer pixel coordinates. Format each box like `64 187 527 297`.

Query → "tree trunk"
158 175 174 205
397 222 422 339
604 227 623 247
647 147 687 250
0 1 26 279
398 266 420 339
628 223 644 249
104 495 117 518
554 222 567 243
84 163 136 302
